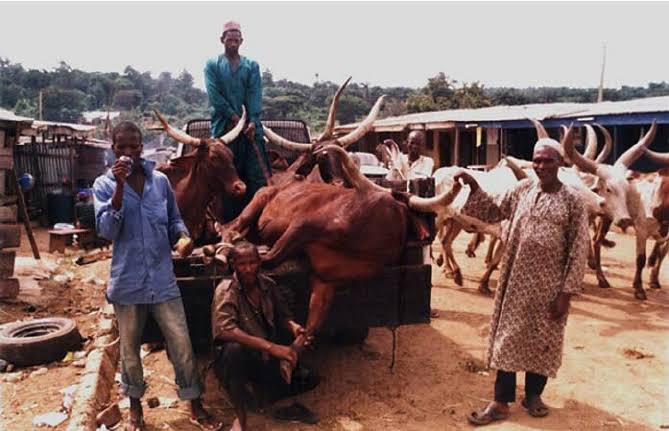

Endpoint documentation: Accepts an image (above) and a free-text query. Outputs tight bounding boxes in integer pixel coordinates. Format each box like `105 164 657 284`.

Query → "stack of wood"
0 128 20 299
0 121 38 300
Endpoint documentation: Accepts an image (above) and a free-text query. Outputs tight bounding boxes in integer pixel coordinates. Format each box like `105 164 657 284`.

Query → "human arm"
456 172 527 224
244 61 263 132
551 194 590 319
204 60 239 125
163 177 192 257
212 284 297 365
93 170 126 241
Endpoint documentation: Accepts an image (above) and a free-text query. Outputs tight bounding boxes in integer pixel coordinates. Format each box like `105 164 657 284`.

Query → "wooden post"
11 169 40 259
454 128 461 167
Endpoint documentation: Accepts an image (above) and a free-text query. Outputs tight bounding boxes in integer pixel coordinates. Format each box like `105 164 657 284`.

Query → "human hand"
268 343 298 367
288 321 314 346
111 158 131 184
245 122 256 140
550 292 571 320
454 171 479 192
174 235 194 258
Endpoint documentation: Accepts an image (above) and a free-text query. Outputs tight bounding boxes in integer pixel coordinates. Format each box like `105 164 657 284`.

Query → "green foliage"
1 57 669 135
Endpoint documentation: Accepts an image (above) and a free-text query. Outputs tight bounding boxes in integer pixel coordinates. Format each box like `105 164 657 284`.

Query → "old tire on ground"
0 317 82 367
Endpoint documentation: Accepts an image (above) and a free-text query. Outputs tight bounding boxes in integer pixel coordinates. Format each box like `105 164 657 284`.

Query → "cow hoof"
650 282 661 290
436 255 444 267
454 271 463 286
601 239 616 248
465 250 476 258
634 289 647 300
478 284 493 295
598 279 611 289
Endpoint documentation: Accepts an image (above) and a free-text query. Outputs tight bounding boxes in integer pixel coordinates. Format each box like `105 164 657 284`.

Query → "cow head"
263 77 385 185
565 121 657 231
155 108 247 197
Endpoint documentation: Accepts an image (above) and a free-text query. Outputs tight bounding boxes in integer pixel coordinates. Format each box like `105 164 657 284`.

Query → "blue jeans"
113 298 202 400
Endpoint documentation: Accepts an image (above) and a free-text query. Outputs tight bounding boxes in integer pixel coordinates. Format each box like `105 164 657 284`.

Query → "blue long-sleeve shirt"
204 55 263 139
93 159 188 305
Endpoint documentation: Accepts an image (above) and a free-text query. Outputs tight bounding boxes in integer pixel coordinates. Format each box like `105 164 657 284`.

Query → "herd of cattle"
150 78 667 362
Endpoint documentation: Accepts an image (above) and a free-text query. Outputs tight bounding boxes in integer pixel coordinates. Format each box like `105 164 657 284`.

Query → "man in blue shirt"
93 122 222 431
205 20 272 222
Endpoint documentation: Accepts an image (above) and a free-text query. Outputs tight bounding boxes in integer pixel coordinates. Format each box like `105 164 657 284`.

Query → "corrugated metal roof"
0 108 33 123
335 95 669 133
31 120 96 133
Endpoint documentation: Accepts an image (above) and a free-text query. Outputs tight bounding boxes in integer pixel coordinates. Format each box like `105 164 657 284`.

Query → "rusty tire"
0 317 82 367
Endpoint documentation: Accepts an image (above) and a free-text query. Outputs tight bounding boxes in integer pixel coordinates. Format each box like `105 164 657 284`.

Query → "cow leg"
296 276 336 352
593 217 612 289
633 228 648 300
479 240 504 295
261 221 316 268
465 232 484 258
650 241 669 289
444 223 463 286
484 236 497 265
219 188 275 241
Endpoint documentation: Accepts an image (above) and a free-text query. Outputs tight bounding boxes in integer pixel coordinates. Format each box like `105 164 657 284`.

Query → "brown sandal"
521 396 550 417
189 413 223 430
467 405 509 426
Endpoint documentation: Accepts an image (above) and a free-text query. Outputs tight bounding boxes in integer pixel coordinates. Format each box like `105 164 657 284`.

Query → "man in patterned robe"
459 136 589 425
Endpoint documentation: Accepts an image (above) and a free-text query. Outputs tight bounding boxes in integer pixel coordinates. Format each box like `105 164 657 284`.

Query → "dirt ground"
1 227 668 430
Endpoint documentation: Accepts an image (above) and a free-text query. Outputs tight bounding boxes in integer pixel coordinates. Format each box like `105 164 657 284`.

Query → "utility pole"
38 90 43 120
597 43 607 103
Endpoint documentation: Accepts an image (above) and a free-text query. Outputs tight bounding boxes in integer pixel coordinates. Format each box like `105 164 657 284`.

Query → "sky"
1 1 668 91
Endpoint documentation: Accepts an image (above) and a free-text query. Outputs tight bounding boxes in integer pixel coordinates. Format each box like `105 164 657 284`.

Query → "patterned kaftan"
462 179 589 377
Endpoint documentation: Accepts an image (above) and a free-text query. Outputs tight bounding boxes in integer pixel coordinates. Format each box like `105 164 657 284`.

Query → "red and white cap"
223 21 241 34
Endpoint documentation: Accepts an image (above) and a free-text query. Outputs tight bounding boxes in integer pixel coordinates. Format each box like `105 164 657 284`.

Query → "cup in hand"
119 156 133 178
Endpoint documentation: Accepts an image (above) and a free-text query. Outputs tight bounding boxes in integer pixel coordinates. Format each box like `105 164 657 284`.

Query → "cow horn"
583 124 598 160
594 123 612 163
216 106 247 145
319 76 352 141
336 96 385 148
264 127 313 152
314 144 389 193
615 121 658 168
563 124 599 175
644 148 669 166
154 110 202 147
529 118 549 139
408 182 463 212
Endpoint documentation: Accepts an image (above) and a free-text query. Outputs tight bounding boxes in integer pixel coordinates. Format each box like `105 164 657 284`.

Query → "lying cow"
217 79 460 379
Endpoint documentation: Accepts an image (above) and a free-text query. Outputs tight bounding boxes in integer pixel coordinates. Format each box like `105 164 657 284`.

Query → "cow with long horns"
152 108 248 242
563 120 658 299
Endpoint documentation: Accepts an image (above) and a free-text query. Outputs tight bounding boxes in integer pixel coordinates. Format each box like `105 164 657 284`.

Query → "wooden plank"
0 205 17 223
0 224 20 249
0 147 13 170
0 129 5 148
0 277 19 300
0 250 16 278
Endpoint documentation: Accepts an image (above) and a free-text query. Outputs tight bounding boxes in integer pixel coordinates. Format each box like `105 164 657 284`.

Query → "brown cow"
153 109 248 241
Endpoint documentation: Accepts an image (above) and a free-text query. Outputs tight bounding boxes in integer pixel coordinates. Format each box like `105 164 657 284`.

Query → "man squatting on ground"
211 240 319 431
